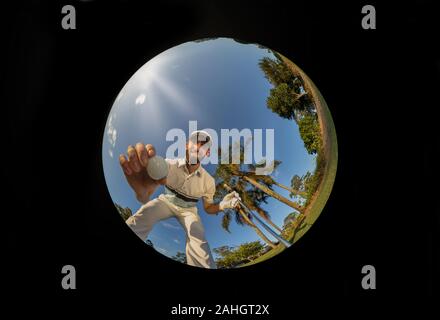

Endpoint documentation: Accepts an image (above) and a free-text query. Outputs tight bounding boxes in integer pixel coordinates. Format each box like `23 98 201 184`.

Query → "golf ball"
147 156 168 180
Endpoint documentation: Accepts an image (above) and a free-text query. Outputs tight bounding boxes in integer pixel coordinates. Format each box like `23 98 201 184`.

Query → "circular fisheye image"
103 38 337 269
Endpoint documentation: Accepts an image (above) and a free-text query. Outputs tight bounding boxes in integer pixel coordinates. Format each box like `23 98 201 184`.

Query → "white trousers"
126 194 216 269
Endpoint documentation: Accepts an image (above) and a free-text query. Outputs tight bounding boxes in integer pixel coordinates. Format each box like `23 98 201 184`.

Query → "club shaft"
239 201 291 248
223 184 292 247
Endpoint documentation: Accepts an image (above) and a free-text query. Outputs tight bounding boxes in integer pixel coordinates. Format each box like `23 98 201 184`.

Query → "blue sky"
102 38 316 261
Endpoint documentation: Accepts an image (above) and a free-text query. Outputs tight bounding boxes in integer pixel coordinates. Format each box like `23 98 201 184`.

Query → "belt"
165 185 199 203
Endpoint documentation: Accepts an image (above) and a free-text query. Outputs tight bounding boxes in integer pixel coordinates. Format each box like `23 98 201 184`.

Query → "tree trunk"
255 207 283 233
294 92 307 101
238 208 277 249
290 214 307 242
243 176 304 213
272 181 307 198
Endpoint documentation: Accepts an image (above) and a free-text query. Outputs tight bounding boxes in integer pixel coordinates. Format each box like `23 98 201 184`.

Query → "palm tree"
241 174 304 213
215 156 285 233
243 187 283 233
272 180 307 198
248 161 307 199
217 146 305 213
215 183 277 249
215 146 305 238
237 208 277 249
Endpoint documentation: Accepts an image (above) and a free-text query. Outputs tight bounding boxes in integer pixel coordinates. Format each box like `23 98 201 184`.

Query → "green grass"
241 112 336 267
240 114 337 266
239 244 286 267
240 56 338 266
285 56 338 244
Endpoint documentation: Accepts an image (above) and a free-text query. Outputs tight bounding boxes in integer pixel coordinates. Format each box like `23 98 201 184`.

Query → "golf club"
223 184 292 248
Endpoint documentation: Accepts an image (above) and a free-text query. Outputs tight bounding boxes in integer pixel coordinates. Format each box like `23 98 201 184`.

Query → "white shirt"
163 158 216 208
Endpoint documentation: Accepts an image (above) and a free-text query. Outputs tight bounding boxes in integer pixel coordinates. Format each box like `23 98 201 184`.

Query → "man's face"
186 140 210 165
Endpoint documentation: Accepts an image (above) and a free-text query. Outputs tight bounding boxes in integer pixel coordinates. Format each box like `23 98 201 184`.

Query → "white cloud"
173 239 180 244
135 94 146 105
107 114 117 148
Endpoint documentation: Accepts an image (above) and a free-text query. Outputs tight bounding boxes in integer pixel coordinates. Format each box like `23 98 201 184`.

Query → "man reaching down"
119 131 241 269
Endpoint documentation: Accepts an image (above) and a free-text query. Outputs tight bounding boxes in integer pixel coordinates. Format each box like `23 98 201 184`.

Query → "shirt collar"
177 158 186 168
178 158 202 177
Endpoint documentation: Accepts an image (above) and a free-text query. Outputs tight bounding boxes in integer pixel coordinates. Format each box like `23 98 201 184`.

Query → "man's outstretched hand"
219 191 241 211
119 143 167 204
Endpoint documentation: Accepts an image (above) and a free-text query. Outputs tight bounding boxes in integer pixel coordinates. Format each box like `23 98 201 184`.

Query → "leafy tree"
234 241 265 262
216 145 304 214
214 241 265 268
232 39 268 50
114 203 132 221
213 245 234 260
259 57 315 120
215 181 277 249
281 213 307 242
259 55 322 157
283 212 299 228
291 175 302 191
298 114 322 154
145 239 154 248
213 245 237 268
259 54 328 210
214 144 305 248
214 145 279 247
193 37 219 43
259 57 296 86
249 160 306 199
171 251 187 264
289 153 326 207
267 83 308 121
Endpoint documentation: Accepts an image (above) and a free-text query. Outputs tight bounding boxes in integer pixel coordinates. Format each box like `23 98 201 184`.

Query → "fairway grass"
280 54 338 244
241 55 338 266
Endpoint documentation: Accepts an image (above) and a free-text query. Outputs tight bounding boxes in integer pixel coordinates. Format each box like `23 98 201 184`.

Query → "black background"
3 0 438 313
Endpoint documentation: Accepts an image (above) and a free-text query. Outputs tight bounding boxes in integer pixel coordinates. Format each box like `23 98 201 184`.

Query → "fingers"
127 145 142 173
119 154 132 175
119 143 156 175
145 144 156 158
230 192 241 208
135 142 148 167
226 191 240 200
